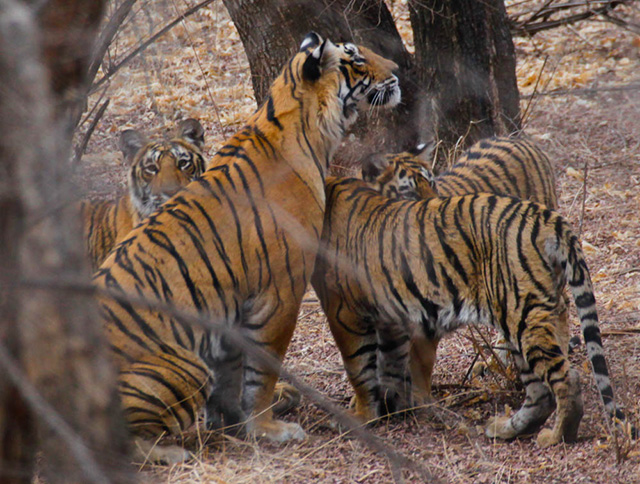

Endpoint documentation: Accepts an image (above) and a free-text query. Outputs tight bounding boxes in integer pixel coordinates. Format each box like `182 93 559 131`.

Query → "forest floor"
77 1 640 482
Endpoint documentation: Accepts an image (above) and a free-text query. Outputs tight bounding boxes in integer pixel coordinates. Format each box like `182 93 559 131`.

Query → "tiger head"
361 143 437 200
267 33 401 157
120 118 207 219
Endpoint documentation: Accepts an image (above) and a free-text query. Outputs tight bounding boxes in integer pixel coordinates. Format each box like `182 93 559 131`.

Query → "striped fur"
94 33 400 462
363 136 558 209
367 137 559 385
81 118 207 270
312 177 628 447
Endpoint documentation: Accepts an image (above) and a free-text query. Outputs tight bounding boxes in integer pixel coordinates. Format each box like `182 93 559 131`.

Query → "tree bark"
222 0 423 170
222 0 521 171
0 1 135 482
410 0 521 166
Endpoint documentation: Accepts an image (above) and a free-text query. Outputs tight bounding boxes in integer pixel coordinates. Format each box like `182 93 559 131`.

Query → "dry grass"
76 1 640 482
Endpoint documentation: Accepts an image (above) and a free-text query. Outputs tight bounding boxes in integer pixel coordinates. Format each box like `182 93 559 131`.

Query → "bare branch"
92 0 217 93
508 0 628 35
73 98 110 165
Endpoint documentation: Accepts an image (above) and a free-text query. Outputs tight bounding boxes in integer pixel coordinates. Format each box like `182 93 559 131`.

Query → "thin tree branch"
509 0 628 35
91 0 216 93
73 98 110 166
87 0 139 89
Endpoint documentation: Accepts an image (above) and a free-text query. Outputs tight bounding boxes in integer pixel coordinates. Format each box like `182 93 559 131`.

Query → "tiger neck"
252 70 345 176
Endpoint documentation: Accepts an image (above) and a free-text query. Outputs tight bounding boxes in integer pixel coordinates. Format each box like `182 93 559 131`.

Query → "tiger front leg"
410 335 440 406
240 303 305 442
205 334 246 436
375 320 414 417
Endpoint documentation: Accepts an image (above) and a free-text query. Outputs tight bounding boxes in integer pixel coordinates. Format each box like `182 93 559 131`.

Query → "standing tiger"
364 136 559 387
363 136 557 209
311 177 631 447
95 33 400 462
81 118 207 270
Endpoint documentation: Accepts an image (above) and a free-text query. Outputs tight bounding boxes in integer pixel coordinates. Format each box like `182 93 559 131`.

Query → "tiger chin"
312 176 634 448
81 118 207 271
94 32 400 463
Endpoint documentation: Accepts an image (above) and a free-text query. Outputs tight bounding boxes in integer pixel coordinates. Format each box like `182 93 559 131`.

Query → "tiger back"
81 118 207 270
364 136 558 209
312 177 631 448
94 33 400 463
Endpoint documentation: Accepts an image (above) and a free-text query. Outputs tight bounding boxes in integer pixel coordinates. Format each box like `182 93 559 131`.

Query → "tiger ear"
176 118 205 150
361 152 389 183
302 35 337 82
419 166 436 187
119 129 147 165
408 141 435 163
299 32 322 52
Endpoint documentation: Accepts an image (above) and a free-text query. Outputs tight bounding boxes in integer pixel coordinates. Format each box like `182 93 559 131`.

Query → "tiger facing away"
364 136 559 386
81 118 207 270
311 177 630 448
94 32 400 462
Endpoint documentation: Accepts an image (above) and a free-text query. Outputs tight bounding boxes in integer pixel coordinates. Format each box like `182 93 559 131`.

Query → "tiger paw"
272 382 301 416
248 419 306 443
536 428 561 448
132 438 192 465
485 415 519 440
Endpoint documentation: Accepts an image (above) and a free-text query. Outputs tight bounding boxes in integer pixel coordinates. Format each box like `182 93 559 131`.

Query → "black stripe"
266 95 283 130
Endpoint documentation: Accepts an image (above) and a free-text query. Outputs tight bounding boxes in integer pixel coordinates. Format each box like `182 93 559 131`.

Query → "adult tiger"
95 32 400 462
81 118 207 270
363 136 559 386
311 177 631 447
363 136 557 209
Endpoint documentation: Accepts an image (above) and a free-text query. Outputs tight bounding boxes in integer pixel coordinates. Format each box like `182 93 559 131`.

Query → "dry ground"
77 1 640 482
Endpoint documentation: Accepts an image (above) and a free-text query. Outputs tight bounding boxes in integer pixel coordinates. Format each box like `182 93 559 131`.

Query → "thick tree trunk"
222 0 423 171
223 0 521 171
0 1 135 482
409 0 521 167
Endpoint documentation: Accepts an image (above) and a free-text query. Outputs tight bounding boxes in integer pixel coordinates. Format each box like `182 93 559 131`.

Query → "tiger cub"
311 177 630 447
363 136 557 209
364 137 559 384
81 118 206 270
94 33 400 462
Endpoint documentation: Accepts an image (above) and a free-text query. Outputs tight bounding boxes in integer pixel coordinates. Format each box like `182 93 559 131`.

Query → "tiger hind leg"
485 354 556 440
118 348 212 464
240 303 305 442
487 308 583 446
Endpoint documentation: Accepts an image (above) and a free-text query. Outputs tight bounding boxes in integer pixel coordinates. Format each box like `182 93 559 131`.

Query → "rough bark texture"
0 1 135 482
223 0 521 170
409 0 521 167
222 0 423 169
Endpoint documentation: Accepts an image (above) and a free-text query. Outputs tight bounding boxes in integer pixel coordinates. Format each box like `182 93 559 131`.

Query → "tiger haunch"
312 178 629 447
95 32 400 461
